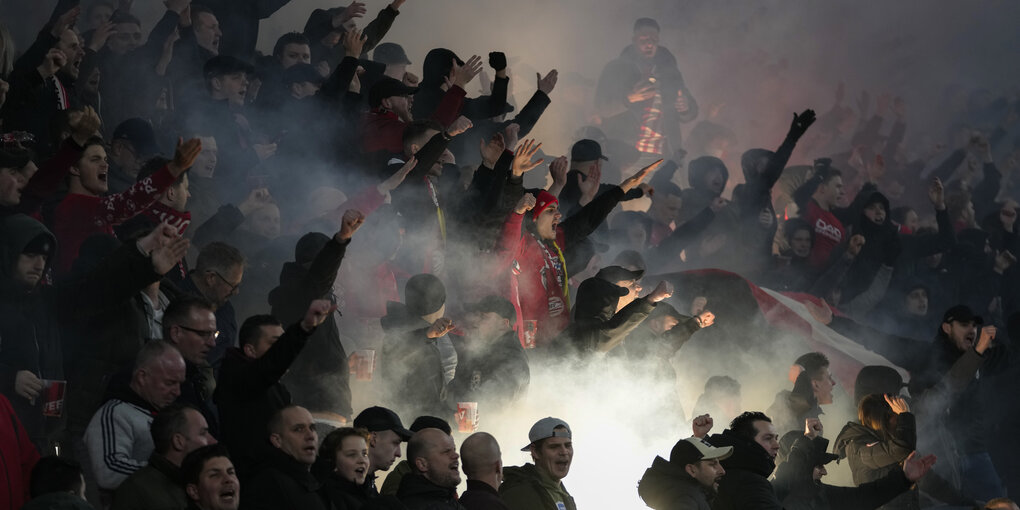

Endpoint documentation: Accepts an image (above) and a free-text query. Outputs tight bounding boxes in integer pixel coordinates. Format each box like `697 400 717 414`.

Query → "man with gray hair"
181 241 245 367
500 417 577 510
111 403 216 509
459 432 508 510
397 428 464 509
84 341 186 491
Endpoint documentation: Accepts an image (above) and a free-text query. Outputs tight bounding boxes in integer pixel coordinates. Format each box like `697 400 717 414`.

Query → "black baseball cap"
595 265 644 284
465 295 517 323
282 63 325 85
369 77 419 108
353 407 412 440
669 437 732 466
203 55 255 80
942 305 983 325
570 139 609 163
374 42 412 65
112 118 161 158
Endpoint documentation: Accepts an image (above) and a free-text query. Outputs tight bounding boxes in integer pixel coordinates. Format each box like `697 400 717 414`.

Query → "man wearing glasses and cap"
500 417 576 510
638 433 732 510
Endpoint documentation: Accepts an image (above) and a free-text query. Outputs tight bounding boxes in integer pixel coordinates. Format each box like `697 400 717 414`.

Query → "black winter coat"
243 449 327 510
638 456 713 510
912 334 1012 454
843 187 899 302
395 474 464 510
706 429 780 510
0 215 161 450
269 237 353 418
318 472 373 510
412 48 510 164
215 324 311 481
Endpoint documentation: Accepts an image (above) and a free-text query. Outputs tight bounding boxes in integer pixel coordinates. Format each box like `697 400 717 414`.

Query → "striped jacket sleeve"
84 400 152 490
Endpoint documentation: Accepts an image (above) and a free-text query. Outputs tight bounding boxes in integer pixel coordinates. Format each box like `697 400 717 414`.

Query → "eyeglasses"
209 270 241 293
178 325 219 340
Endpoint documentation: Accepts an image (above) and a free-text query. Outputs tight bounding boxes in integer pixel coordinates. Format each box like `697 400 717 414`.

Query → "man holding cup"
448 295 530 410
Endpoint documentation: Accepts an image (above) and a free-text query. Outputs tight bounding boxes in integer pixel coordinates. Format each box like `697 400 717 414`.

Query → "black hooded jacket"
559 277 655 354
412 48 510 164
842 186 899 302
0 215 162 449
637 456 714 510
414 48 510 123
706 429 781 510
678 156 728 225
595 45 698 154
268 236 352 419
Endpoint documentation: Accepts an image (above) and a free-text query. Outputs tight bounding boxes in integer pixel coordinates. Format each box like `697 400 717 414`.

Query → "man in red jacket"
51 137 201 274
497 160 661 347
0 392 40 510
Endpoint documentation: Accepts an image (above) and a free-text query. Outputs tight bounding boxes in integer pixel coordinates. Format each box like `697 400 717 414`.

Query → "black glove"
789 109 817 139
488 52 507 72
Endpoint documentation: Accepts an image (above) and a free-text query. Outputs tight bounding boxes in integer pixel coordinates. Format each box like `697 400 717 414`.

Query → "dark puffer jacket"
637 456 713 510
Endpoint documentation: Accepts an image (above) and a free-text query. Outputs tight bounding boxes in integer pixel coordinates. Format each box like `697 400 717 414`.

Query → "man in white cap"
638 435 733 509
499 417 576 510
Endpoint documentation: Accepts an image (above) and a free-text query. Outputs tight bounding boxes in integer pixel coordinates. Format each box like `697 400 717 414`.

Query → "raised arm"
98 138 201 226
561 160 662 247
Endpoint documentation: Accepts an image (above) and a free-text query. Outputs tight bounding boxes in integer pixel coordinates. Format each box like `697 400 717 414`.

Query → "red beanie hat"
532 191 559 220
